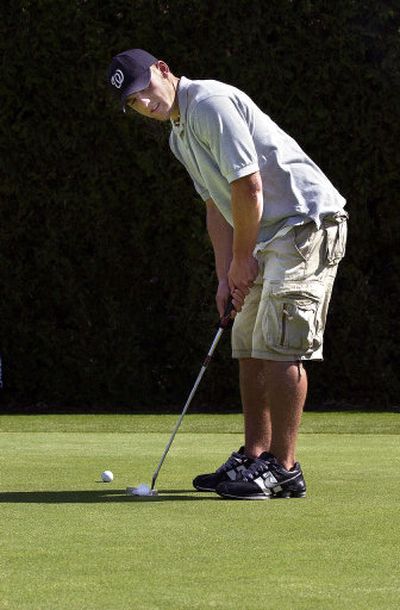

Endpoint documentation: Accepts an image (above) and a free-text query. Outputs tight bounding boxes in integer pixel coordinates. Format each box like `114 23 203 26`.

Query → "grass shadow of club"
0 489 219 503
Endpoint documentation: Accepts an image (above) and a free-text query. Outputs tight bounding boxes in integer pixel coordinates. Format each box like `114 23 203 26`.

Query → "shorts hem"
231 349 252 359
232 349 324 362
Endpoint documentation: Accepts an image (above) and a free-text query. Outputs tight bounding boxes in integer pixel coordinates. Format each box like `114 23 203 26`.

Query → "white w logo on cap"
111 69 124 89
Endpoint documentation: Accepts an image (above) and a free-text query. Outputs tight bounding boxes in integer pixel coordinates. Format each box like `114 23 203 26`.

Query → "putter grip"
219 298 235 329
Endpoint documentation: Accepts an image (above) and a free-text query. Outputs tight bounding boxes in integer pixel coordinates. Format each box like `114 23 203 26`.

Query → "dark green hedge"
1 0 399 410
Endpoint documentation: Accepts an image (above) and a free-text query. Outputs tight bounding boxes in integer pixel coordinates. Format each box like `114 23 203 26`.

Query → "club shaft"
151 327 225 490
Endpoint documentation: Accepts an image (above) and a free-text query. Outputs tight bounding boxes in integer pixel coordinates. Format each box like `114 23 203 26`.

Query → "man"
108 49 348 500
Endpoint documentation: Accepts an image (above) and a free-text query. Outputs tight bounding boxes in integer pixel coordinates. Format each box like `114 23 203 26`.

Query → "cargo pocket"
324 213 348 266
293 222 317 262
263 282 324 356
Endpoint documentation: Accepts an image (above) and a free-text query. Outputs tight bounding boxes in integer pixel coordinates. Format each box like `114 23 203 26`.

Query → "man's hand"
216 278 246 320
228 255 259 312
216 278 232 318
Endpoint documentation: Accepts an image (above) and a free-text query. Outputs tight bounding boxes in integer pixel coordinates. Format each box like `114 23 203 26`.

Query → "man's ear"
156 60 170 78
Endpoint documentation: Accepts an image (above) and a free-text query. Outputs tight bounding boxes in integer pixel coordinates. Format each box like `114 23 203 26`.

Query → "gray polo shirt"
169 76 346 244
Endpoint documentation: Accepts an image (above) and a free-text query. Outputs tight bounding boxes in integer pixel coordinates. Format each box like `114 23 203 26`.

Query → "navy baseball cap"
108 49 158 108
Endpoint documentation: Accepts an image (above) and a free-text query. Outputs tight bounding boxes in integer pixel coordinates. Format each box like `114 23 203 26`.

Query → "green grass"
1 411 400 434
0 413 399 609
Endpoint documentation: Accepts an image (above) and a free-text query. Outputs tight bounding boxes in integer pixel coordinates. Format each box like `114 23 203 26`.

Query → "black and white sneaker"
192 447 253 492
215 452 306 500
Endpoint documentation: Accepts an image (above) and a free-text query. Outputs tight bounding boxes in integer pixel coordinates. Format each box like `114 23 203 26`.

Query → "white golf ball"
136 484 150 495
126 484 157 496
101 470 113 482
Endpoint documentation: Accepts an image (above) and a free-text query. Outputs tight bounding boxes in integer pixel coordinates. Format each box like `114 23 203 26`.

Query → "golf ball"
126 484 157 496
135 484 150 495
101 470 114 482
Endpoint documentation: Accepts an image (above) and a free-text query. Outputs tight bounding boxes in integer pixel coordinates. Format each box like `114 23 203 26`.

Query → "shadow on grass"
0 489 220 503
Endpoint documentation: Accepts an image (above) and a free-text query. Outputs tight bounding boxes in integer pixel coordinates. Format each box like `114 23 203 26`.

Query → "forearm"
206 198 233 281
227 172 263 298
231 171 263 260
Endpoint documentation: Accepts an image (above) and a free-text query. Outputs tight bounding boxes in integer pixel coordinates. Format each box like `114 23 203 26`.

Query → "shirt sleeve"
190 95 260 184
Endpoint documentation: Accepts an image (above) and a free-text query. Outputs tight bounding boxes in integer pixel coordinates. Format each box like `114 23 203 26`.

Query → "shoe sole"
193 486 216 492
217 491 307 500
217 492 271 500
273 491 307 499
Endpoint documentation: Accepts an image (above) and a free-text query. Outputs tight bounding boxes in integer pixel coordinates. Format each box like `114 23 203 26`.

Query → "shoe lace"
241 455 275 482
216 452 243 474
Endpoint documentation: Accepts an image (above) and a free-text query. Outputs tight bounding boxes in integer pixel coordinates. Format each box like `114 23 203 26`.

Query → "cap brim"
121 68 152 110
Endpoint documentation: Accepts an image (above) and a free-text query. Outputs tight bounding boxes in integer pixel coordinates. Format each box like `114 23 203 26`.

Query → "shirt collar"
170 76 191 134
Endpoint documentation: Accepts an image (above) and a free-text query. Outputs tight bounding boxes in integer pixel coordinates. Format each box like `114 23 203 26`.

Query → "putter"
126 299 235 497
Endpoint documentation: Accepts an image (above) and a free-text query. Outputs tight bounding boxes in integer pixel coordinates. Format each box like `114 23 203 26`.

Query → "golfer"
108 49 348 500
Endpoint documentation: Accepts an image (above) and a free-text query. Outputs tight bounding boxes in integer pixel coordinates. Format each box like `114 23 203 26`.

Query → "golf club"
126 298 235 497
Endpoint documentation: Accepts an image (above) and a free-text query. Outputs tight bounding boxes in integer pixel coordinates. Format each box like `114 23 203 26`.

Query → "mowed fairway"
0 413 399 610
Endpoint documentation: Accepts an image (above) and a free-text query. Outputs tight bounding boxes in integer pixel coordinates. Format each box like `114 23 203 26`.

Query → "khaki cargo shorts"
232 212 348 361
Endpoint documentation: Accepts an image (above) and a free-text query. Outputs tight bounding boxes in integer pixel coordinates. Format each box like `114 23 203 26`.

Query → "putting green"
0 413 399 609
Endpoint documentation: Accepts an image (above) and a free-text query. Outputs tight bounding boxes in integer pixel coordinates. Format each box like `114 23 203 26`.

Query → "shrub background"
1 0 399 411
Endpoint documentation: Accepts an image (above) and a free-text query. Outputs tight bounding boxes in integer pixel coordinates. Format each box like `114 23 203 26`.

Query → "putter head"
126 484 157 497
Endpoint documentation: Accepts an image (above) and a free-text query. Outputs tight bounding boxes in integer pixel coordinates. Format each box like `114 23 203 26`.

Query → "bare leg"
239 358 272 459
239 358 307 469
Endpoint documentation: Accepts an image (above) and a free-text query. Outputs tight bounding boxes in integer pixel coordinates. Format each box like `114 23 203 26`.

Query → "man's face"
125 62 179 121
